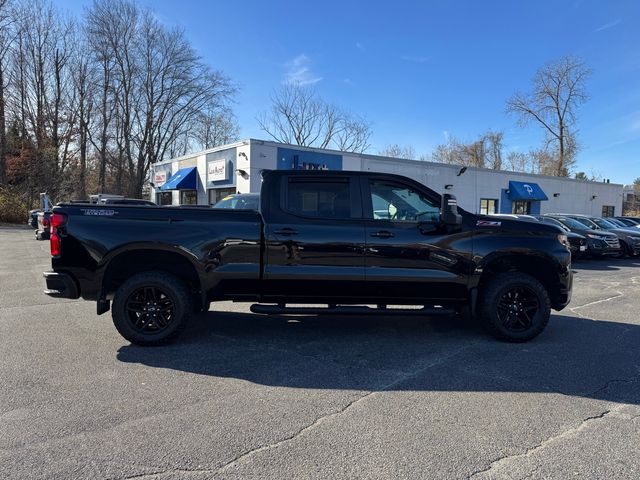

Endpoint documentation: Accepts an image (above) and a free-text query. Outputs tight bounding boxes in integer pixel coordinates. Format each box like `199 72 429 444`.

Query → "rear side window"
286 179 351 219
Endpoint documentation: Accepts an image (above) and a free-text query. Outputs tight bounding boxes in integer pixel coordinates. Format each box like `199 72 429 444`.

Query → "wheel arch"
100 245 204 303
477 253 561 304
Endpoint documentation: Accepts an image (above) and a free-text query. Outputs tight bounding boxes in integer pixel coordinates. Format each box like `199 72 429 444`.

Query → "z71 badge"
476 220 501 227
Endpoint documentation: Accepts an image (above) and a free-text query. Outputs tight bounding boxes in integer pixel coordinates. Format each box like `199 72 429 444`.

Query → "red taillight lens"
42 218 50 227
50 213 67 257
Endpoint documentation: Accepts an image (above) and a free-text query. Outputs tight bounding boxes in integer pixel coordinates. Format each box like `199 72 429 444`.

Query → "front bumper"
43 271 79 299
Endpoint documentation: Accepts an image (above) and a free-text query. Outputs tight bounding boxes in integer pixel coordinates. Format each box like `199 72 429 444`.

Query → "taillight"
42 217 50 227
50 213 67 257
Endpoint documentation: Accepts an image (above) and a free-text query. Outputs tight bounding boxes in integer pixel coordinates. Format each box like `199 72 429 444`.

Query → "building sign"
208 159 227 182
153 171 167 186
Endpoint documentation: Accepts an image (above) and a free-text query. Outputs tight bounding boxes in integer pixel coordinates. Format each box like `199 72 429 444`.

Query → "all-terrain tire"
112 271 193 346
478 273 551 342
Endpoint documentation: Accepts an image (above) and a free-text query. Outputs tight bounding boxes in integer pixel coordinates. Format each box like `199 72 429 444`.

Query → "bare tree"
86 0 237 196
507 56 590 177
378 144 416 159
432 131 504 169
258 84 372 153
505 151 531 173
193 106 240 150
333 115 371 153
0 0 14 183
483 131 503 170
7 0 75 201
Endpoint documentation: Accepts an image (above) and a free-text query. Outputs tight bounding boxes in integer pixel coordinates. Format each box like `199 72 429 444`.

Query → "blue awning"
159 167 198 190
508 181 548 201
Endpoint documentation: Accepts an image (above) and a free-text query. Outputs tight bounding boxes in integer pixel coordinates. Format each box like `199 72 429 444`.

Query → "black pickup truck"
43 170 572 345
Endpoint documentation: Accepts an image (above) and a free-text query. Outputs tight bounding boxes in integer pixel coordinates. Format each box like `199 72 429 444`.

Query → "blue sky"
56 0 640 184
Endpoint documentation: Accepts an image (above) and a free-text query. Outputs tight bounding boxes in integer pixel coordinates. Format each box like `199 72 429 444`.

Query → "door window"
369 180 439 222
285 179 352 219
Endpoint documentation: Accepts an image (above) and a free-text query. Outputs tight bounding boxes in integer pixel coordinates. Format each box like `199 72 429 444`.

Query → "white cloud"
595 19 622 32
283 54 323 86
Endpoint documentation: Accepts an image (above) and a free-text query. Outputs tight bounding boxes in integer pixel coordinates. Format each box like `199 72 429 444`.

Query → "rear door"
263 174 366 300
361 176 470 302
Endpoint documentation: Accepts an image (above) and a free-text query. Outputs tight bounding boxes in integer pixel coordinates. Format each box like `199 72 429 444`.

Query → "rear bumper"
43 271 79 299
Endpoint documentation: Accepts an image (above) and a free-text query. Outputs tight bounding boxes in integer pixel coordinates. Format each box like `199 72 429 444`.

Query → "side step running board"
249 304 456 316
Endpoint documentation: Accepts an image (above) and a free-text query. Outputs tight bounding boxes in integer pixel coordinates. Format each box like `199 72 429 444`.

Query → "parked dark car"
611 217 640 229
213 193 260 210
543 214 622 258
531 216 587 257
566 215 640 257
43 170 572 346
613 217 637 226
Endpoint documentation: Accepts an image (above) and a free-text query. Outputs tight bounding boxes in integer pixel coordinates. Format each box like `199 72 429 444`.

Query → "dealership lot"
1 226 639 479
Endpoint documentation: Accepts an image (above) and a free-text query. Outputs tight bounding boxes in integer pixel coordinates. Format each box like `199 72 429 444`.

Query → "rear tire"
112 271 193 346
478 273 551 342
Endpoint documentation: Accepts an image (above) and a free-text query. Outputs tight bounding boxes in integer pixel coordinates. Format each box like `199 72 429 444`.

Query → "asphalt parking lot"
1 225 639 479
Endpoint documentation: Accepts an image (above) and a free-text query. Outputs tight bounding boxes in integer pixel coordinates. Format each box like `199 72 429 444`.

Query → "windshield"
592 218 617 229
570 217 598 229
214 195 260 210
553 216 592 230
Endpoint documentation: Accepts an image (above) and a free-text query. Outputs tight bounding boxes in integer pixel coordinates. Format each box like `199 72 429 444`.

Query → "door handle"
274 228 298 236
370 230 394 238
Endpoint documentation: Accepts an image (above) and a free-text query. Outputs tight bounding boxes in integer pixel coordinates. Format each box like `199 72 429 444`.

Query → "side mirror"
441 193 462 226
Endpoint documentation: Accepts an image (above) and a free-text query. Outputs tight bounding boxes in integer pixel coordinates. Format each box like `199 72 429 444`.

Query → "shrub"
0 186 30 224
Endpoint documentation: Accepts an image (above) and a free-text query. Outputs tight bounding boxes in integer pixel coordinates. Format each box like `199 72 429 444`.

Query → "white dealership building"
150 139 623 217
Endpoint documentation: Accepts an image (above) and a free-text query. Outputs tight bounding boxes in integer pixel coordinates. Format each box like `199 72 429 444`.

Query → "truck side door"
362 176 470 302
262 174 366 301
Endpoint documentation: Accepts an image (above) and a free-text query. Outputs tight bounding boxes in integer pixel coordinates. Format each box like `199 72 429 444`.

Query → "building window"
180 190 197 205
602 205 615 217
480 198 498 215
512 200 531 214
208 188 236 205
156 192 172 205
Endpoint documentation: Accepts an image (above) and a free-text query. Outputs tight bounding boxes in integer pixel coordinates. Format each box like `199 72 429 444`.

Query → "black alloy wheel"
478 272 551 342
496 286 540 332
125 286 175 334
112 271 193 346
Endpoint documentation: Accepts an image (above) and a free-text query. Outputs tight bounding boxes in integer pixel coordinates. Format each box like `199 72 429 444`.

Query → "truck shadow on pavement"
117 311 640 406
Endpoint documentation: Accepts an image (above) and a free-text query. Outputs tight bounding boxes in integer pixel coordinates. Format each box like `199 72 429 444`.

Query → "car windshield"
617 218 639 226
569 216 598 229
214 195 259 210
550 216 589 230
607 218 626 227
592 218 617 229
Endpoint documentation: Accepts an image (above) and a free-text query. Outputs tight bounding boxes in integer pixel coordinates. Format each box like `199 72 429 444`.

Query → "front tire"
112 271 193 346
478 273 551 342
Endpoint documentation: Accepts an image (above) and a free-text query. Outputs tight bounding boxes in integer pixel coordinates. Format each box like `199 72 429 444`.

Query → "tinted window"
369 180 439 222
592 218 617 229
286 179 351 219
